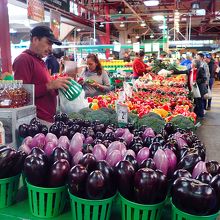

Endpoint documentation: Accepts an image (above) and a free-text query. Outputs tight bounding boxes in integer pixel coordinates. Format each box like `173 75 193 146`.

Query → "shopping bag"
59 90 89 114
192 83 201 98
208 86 212 99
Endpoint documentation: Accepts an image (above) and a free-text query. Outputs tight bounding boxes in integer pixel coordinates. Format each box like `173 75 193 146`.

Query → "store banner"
113 42 121 52
144 43 151 52
50 9 61 39
27 0 45 22
133 42 140 53
153 43 160 52
43 0 70 12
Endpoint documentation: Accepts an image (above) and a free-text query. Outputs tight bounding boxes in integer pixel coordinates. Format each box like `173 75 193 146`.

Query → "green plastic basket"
60 79 82 101
171 201 220 220
119 193 165 220
0 174 20 209
26 180 67 218
68 190 115 220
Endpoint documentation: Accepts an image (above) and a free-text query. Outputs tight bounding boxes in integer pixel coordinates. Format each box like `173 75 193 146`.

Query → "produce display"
101 60 132 73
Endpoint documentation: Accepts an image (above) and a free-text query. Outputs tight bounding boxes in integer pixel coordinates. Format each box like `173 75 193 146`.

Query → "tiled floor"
196 82 220 162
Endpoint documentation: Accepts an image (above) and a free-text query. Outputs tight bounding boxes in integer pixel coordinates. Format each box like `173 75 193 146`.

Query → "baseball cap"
205 53 212 59
30 26 62 45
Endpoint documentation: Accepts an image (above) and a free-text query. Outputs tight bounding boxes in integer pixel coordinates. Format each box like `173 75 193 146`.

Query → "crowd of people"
11 25 220 126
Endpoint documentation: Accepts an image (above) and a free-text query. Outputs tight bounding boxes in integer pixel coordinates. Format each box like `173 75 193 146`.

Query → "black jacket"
208 59 215 78
196 67 208 97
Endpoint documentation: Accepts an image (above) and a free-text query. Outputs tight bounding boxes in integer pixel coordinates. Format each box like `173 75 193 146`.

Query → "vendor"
78 54 110 97
13 26 71 126
132 51 152 79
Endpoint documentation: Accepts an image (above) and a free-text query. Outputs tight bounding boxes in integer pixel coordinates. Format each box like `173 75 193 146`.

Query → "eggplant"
149 142 163 158
139 158 156 170
130 136 143 146
54 113 62 122
18 124 29 138
86 170 106 200
61 113 69 123
143 136 154 147
57 125 68 138
177 153 202 172
153 134 165 145
102 140 112 148
83 120 91 127
210 174 220 209
164 123 175 135
41 125 48 136
82 144 93 154
11 150 27 176
48 159 70 187
172 169 192 182
79 153 97 173
124 155 138 171
68 164 88 197
68 129 75 140
130 143 143 154
28 124 40 137
30 147 45 156
51 147 71 164
171 177 217 215
96 160 116 197
206 161 220 176
196 172 212 184
24 154 48 186
49 125 59 136
115 160 135 200
0 147 19 178
96 132 104 140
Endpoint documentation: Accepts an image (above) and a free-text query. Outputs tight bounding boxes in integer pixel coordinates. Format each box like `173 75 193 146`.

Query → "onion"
192 161 208 178
58 136 70 150
106 150 122 167
153 149 169 175
84 136 94 145
22 136 32 148
19 144 31 154
30 133 46 149
92 144 107 161
164 148 177 175
142 128 155 139
136 147 150 165
107 141 127 157
45 133 58 146
115 128 125 138
73 151 84 165
69 132 83 157
44 141 57 156
123 149 136 159
122 129 134 146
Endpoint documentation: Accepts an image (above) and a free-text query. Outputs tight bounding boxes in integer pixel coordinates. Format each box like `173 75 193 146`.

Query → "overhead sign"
43 0 70 12
27 0 45 22
153 43 160 52
144 43 151 52
133 42 140 53
113 42 121 52
50 9 61 39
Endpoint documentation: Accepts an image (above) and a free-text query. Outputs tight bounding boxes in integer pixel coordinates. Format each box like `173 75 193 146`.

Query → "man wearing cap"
197 53 210 84
13 26 71 126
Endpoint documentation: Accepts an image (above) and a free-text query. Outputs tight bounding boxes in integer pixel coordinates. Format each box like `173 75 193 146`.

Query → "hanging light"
159 25 167 29
127 39 132 43
152 15 164 21
119 22 125 27
76 28 81 32
191 2 200 10
150 34 154 38
99 23 104 28
135 35 140 39
144 0 159 7
140 21 146 27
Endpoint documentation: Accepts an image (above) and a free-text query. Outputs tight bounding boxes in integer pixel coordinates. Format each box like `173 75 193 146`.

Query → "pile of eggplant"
0 146 26 179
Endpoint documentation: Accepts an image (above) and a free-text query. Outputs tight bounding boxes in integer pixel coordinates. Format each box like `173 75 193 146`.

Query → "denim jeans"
194 98 204 118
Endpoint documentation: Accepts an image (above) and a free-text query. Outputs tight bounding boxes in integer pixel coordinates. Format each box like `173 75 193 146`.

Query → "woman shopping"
78 54 111 97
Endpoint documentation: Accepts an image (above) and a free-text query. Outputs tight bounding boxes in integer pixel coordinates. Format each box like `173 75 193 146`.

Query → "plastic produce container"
119 193 165 220
171 201 219 220
69 191 115 220
26 180 67 218
0 174 20 208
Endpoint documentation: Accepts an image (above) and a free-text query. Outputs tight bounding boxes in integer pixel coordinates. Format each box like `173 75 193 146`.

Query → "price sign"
144 43 152 52
117 103 128 125
118 91 126 102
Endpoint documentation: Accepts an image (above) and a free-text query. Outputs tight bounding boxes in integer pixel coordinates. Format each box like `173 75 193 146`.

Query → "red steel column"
0 0 12 73
105 5 110 59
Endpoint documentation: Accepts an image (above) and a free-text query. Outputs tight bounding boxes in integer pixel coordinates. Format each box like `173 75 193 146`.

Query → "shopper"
45 51 60 75
13 26 71 126
132 51 152 79
78 53 110 97
180 56 192 71
191 59 207 119
204 54 215 110
196 53 210 84
123 52 131 62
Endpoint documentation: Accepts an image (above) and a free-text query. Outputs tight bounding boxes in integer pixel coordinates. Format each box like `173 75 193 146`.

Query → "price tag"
117 103 128 125
118 91 126 102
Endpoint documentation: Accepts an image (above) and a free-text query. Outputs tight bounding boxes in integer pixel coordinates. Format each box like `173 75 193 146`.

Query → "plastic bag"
59 90 89 114
192 83 201 98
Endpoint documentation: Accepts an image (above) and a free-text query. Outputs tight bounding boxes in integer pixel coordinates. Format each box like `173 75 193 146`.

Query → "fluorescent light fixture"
119 22 125 27
159 25 167 29
144 0 159 7
150 34 154 39
10 28 17 33
99 23 104 27
127 39 132 43
140 21 146 27
135 35 140 39
152 15 164 21
76 28 81 32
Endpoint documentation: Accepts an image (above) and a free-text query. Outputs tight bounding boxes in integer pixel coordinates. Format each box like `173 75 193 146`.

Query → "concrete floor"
196 82 220 162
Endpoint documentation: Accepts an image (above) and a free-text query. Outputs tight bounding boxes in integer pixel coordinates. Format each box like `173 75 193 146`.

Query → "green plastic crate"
0 174 20 209
171 201 219 220
69 190 115 220
26 180 67 218
119 193 165 220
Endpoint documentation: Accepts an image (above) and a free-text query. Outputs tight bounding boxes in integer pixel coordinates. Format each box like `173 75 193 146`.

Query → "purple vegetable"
115 128 125 138
84 136 94 145
192 161 207 178
136 147 150 165
44 141 57 156
19 144 31 154
69 132 83 157
73 151 84 165
58 136 70 150
153 149 169 176
106 150 122 167
142 128 155 139
122 129 134 146
92 144 107 161
107 141 126 157
45 133 58 146
22 136 33 148
123 149 136 159
164 148 177 175
30 133 46 149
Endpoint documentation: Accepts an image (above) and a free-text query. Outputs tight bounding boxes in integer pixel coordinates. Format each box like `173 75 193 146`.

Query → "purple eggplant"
86 170 106 200
18 124 29 138
68 164 88 197
139 158 157 170
172 169 192 182
51 147 71 164
206 161 220 176
124 155 138 171
196 172 212 184
79 153 97 173
11 150 27 176
48 159 70 187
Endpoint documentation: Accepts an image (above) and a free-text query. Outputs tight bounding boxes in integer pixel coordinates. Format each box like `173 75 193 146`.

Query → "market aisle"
196 82 220 162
